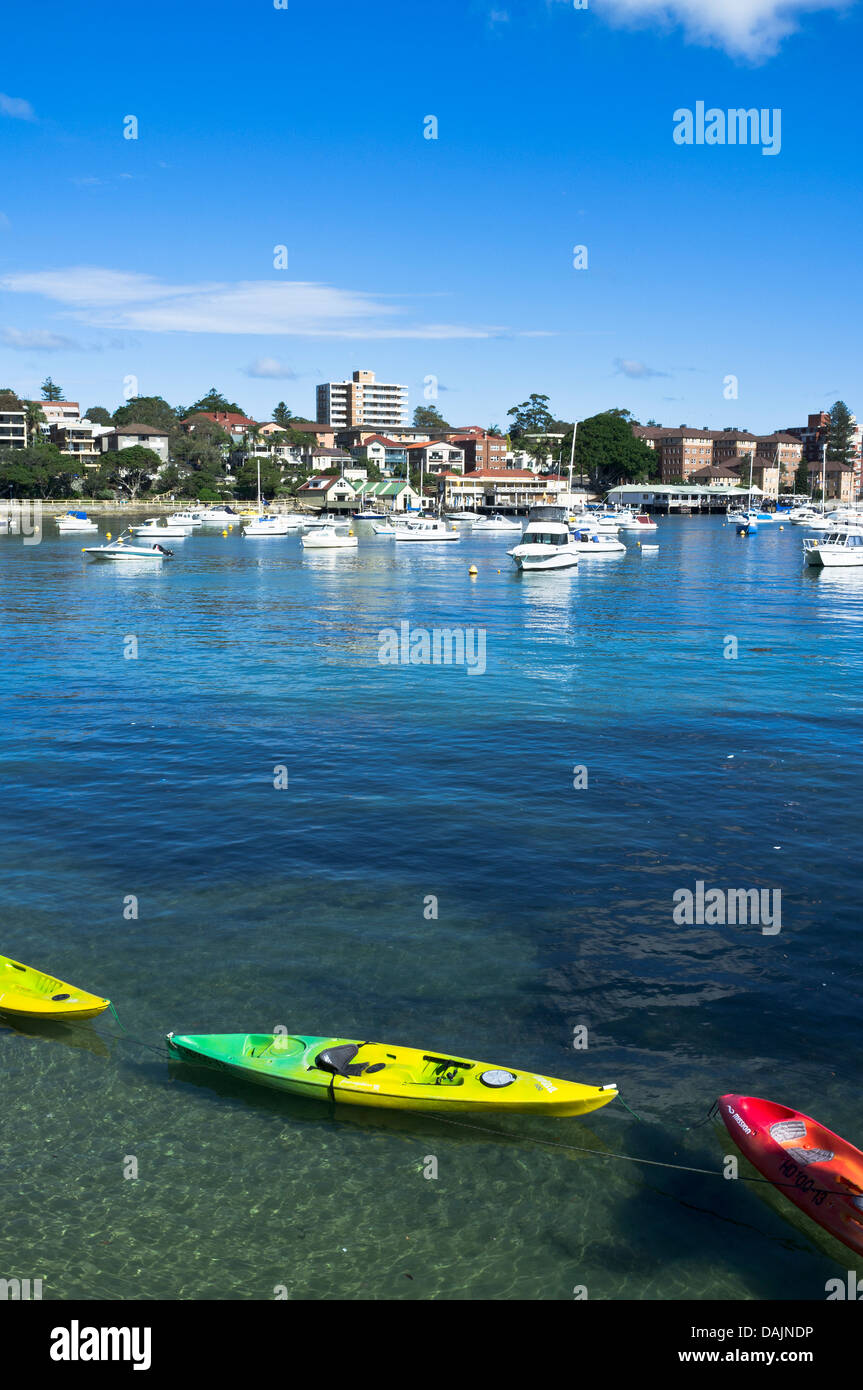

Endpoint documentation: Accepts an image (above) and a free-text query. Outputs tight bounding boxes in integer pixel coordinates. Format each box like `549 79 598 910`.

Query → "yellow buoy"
106 532 112 540
469 565 478 576
222 530 228 537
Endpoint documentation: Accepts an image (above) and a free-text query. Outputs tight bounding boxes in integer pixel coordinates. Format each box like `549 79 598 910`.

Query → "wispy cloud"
0 266 539 340
560 0 851 60
614 357 670 379
0 92 35 121
243 357 298 379
0 327 86 352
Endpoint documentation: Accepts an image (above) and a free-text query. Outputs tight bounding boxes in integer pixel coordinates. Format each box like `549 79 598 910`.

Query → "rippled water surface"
1 512 861 1299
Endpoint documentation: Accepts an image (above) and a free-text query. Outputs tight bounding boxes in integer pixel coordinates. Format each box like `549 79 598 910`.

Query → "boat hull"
0 954 109 1021
719 1093 863 1257
166 1032 618 1118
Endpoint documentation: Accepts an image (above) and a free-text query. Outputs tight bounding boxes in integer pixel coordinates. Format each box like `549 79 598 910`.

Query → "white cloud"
591 0 850 59
0 266 533 340
0 93 35 121
615 357 669 378
244 358 298 379
0 327 84 351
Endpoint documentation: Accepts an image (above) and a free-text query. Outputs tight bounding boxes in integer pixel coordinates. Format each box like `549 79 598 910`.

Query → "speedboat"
571 511 620 535
617 512 657 534
198 506 240 524
508 507 579 571
133 518 194 538
569 527 626 554
804 508 860 533
471 513 523 535
243 514 292 536
83 529 173 561
352 509 388 522
56 510 98 533
168 510 204 527
301 525 358 550
803 529 863 567
393 517 460 542
371 520 396 536
445 509 481 523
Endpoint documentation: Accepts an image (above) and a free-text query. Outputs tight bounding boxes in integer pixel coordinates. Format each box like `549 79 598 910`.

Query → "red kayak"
719 1093 863 1257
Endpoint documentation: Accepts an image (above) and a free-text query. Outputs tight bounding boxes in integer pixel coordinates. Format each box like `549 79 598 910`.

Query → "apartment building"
316 370 408 430
0 400 27 449
49 422 101 466
434 426 508 471
786 411 862 493
349 434 409 475
755 433 804 486
403 439 465 475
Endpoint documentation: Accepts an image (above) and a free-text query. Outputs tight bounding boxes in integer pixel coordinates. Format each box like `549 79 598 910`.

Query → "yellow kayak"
166 1032 619 1117
0 954 109 1021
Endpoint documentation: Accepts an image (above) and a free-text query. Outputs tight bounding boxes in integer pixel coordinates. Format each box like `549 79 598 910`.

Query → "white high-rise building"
316 370 408 430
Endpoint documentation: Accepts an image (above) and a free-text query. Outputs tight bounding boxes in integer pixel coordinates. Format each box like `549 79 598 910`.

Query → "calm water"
1 511 861 1300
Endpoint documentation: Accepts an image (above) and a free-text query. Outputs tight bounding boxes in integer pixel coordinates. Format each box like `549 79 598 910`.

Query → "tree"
113 395 177 432
827 400 856 464
272 401 293 428
795 455 810 495
413 404 450 430
235 457 283 500
572 412 659 487
507 394 554 438
172 417 232 474
0 444 72 497
487 423 502 436
24 401 45 443
103 446 158 497
101 445 161 501
187 387 244 415
41 377 63 401
85 406 112 425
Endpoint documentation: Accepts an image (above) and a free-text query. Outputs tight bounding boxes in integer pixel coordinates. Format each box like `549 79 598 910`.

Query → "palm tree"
25 401 45 446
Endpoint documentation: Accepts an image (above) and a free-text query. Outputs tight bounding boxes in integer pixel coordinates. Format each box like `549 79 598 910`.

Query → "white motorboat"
133 518 194 538
471 513 523 535
83 529 173 561
243 513 292 536
197 506 241 524
617 512 658 534
168 510 204 527
571 511 620 535
299 515 337 531
803 508 860 533
393 517 460 542
300 525 358 550
803 529 863 567
508 507 579 572
371 520 397 536
56 510 98 533
569 526 626 555
445 509 481 523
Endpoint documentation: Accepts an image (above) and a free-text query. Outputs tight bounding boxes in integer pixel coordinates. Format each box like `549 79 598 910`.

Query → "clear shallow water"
1 513 861 1300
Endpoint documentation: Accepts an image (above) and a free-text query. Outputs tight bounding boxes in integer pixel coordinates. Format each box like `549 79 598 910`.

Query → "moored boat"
569 527 626 554
56 510 98 533
508 506 579 571
393 517 460 542
719 1093 863 1257
471 513 523 535
803 529 863 567
0 953 109 1021
300 524 358 549
133 518 194 538
166 1031 618 1117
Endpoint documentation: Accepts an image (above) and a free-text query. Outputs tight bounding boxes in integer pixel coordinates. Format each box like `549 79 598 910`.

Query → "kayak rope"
422 1103 842 1195
616 1093 720 1132
107 1001 127 1033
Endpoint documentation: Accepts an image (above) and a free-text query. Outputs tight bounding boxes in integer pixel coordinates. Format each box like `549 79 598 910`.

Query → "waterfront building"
0 400 27 448
605 482 762 512
349 434 409 476
438 469 567 511
403 439 465 475
180 410 258 444
432 426 509 471
353 479 423 512
316 369 408 430
100 423 171 464
49 421 101 466
296 473 359 512
806 460 855 502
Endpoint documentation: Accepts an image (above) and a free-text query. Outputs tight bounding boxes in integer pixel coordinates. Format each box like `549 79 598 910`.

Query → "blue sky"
0 0 861 432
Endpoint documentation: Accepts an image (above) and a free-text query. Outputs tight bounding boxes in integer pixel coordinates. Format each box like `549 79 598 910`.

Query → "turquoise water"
1 512 861 1300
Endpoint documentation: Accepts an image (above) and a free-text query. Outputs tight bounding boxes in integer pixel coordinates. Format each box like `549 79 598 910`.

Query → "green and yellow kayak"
165 1032 618 1117
0 953 109 1021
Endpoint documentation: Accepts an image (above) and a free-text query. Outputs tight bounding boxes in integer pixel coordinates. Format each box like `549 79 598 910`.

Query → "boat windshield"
526 531 568 546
